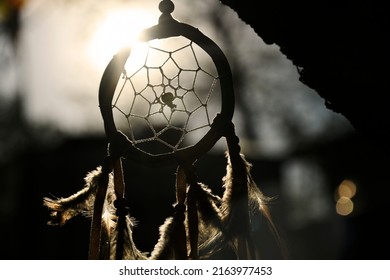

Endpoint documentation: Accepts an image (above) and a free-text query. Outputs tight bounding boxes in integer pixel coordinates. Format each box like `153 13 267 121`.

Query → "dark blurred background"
1 0 389 259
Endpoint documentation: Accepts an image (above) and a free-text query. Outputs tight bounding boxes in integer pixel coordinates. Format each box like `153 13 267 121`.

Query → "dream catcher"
44 0 281 260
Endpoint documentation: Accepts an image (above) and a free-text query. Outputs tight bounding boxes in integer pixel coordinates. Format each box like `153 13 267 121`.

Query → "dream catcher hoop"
44 0 281 260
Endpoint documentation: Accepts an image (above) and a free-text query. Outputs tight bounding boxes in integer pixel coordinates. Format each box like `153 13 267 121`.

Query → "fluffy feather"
149 203 187 260
99 177 146 260
150 166 189 260
43 166 105 226
149 217 177 259
247 170 287 258
213 151 284 259
221 150 254 258
110 215 147 260
191 183 230 259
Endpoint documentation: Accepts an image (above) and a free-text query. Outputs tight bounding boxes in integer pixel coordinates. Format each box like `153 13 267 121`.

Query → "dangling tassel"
112 158 126 259
107 158 146 260
150 163 230 260
185 165 231 260
155 164 220 260
149 165 188 260
186 180 199 259
88 159 112 259
189 182 229 259
115 215 147 259
222 131 256 259
98 176 115 259
219 121 284 259
177 164 201 259
43 165 109 226
98 172 147 260
109 200 147 260
185 165 227 259
150 163 224 260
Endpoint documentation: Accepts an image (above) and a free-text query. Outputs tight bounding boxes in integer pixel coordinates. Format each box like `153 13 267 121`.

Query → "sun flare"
87 8 156 70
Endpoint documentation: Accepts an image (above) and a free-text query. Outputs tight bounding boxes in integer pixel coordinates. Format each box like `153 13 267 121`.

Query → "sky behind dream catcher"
43 0 282 260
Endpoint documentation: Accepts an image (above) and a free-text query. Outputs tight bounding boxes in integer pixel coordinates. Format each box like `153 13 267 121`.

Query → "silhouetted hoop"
99 15 234 166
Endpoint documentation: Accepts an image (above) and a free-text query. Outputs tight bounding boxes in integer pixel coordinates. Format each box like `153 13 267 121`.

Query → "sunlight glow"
87 8 155 70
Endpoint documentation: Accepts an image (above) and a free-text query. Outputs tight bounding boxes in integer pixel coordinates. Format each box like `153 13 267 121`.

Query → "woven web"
112 36 221 156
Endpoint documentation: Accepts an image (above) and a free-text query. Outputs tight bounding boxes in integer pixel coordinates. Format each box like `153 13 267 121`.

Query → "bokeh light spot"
335 179 357 216
336 196 354 216
337 179 357 199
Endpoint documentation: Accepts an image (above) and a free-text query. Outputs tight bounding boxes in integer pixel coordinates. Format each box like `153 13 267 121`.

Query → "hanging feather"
220 137 256 259
191 182 232 259
183 166 223 259
191 183 222 232
88 161 112 259
43 166 107 226
186 183 199 259
149 217 175 259
110 215 147 260
150 165 188 260
98 175 146 260
122 215 148 260
98 177 116 259
221 145 285 259
149 208 185 260
245 160 288 259
207 119 282 259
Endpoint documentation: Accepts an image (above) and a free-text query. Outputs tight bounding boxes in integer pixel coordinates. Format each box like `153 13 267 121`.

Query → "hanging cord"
172 165 188 259
151 157 228 260
183 164 200 260
182 163 227 260
149 164 188 260
225 125 256 259
112 159 127 260
88 131 130 260
212 115 256 259
88 157 112 259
